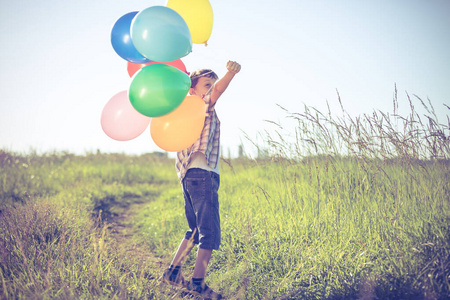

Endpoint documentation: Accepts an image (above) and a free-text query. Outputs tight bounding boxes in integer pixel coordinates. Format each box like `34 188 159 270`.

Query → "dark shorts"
182 168 220 250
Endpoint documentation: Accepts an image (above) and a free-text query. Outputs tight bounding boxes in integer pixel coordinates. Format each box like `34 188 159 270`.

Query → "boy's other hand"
227 61 241 74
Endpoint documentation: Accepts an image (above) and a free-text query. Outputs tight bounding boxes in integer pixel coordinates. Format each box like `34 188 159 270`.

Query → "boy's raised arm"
210 61 241 105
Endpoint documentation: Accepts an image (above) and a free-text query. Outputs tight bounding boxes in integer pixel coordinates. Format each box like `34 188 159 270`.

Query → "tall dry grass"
257 86 449 162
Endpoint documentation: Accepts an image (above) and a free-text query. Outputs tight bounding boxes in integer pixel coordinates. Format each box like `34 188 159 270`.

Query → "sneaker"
185 280 222 299
159 268 187 289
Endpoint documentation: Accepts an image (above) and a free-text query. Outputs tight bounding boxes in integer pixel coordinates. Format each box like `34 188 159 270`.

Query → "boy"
161 61 241 299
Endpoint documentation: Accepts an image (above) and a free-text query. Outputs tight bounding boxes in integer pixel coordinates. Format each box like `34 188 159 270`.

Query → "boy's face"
190 76 216 99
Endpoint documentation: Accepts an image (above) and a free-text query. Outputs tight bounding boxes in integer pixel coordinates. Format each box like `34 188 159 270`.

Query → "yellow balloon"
166 0 213 45
150 95 206 152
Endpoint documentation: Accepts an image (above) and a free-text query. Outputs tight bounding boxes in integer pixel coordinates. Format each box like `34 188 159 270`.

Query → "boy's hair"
190 69 218 88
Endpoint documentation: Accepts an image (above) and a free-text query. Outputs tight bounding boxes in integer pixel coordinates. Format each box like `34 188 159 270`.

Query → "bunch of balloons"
101 0 214 152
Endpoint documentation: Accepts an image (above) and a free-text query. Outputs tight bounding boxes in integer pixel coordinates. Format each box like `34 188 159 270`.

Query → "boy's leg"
193 248 212 278
188 248 222 299
171 237 196 267
161 238 195 287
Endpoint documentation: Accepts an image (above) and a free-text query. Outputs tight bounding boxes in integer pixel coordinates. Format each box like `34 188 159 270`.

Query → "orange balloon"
127 59 187 77
150 95 206 152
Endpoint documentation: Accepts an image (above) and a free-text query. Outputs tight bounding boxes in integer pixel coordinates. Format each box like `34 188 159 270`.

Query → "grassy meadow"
1 94 449 299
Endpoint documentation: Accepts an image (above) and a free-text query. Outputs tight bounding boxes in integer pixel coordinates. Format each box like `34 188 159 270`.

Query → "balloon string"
206 85 214 95
201 85 214 100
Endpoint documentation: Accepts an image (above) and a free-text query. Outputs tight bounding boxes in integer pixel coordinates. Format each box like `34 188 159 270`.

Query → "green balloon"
128 64 191 117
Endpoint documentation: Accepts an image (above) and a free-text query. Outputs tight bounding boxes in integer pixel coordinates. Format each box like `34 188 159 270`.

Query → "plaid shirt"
176 94 220 182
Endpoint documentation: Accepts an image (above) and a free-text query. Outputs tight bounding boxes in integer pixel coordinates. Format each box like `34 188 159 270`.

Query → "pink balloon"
101 91 151 141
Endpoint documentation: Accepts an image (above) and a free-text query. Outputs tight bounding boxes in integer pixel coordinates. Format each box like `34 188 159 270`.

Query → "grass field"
1 94 449 299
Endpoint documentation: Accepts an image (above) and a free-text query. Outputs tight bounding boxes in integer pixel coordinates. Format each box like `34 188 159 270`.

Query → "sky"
1 0 449 157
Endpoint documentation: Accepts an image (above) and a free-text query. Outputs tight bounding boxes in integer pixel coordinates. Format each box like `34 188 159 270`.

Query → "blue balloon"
131 6 192 63
111 12 150 64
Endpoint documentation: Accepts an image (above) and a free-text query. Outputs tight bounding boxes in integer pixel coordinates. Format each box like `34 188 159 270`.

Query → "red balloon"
127 59 188 77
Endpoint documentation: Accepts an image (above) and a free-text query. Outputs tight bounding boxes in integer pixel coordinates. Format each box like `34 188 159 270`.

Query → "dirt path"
108 198 165 269
104 197 195 299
